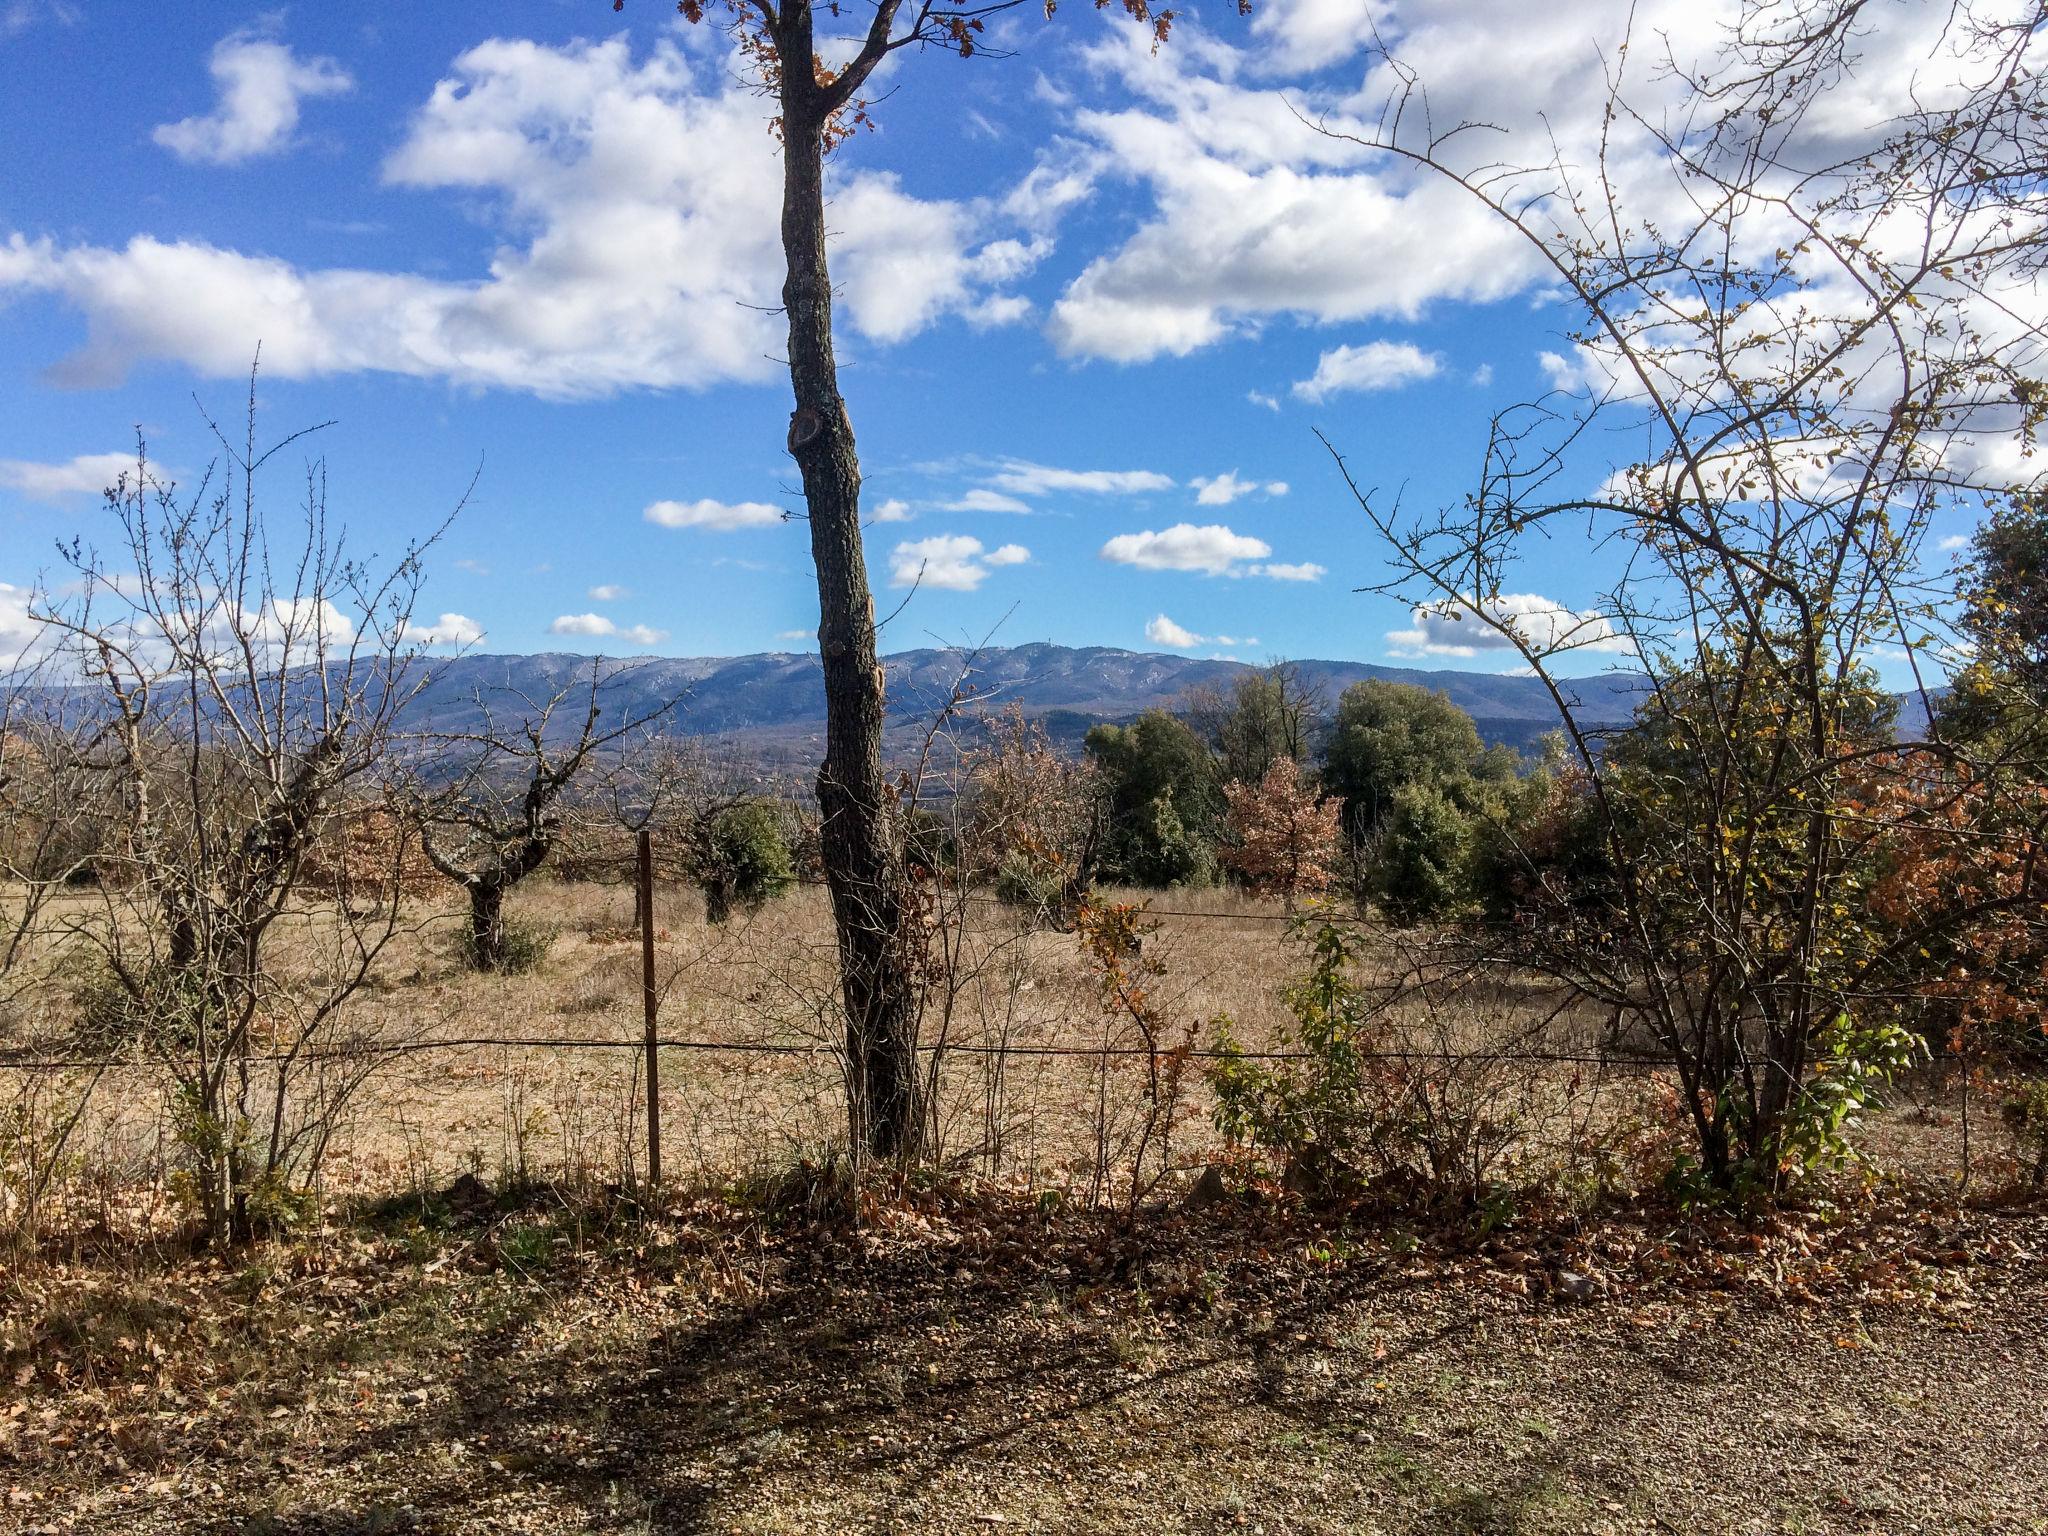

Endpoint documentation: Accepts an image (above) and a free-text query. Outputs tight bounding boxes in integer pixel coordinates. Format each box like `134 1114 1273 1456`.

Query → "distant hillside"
392 644 1651 759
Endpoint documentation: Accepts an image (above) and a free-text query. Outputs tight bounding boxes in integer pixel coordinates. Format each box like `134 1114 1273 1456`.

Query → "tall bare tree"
615 0 1195 1159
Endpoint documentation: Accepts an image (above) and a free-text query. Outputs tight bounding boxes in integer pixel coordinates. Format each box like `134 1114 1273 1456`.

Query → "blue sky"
0 1 1984 676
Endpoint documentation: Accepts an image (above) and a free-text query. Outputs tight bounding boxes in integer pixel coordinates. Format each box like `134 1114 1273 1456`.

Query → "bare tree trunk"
779 43 920 1161
468 881 507 971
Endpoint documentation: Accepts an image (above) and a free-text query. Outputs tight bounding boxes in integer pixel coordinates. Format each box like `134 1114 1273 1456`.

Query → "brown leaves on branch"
1220 759 1343 908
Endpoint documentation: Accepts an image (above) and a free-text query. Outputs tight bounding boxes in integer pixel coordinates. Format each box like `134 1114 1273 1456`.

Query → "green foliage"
1086 710 1223 886
1372 782 1474 922
1322 681 1488 836
1200 664 1317 785
1779 1012 1927 1178
1211 923 1377 1186
992 847 1066 912
460 917 554 974
2002 1079 2048 1187
699 801 795 923
1211 920 1527 1204
1663 1013 1926 1207
1941 492 2048 767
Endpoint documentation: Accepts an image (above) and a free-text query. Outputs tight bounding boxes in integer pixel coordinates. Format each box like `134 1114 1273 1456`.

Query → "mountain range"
394 644 1653 762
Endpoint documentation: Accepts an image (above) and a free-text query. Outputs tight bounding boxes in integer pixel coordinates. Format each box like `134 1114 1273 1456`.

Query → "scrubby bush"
1210 921 1527 1204
698 801 796 924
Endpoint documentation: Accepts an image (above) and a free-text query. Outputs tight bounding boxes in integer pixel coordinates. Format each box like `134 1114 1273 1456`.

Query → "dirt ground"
5 1187 2045 1536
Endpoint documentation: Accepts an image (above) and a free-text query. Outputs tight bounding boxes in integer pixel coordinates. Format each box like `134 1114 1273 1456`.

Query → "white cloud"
2 2 79 39
870 498 913 523
776 628 813 642
588 584 627 601
888 535 1030 592
0 581 45 660
1145 613 1203 647
549 612 666 647
1045 24 1544 363
943 488 1034 514
1248 0 1381 74
153 31 352 165
1471 363 1494 387
987 460 1174 497
1292 341 1440 403
407 612 484 648
1191 471 1288 506
1538 349 1594 394
1251 561 1326 582
1247 390 1281 411
1937 533 1971 553
1100 523 1270 576
6 38 1033 395
1192 471 1252 506
645 498 784 532
1386 594 1636 659
0 450 134 502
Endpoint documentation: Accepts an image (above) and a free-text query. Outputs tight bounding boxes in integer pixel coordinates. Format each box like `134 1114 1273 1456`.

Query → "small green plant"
459 917 553 974
1210 921 1377 1196
1665 1013 1926 1208
1211 919 1527 1206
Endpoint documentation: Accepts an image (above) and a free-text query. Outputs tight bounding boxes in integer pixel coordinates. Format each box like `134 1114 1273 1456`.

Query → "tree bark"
778 20 921 1161
468 880 507 971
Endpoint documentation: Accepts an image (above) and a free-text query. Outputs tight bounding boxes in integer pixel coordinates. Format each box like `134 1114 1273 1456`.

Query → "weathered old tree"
419 667 678 969
616 0 1195 1159
23 396 457 1243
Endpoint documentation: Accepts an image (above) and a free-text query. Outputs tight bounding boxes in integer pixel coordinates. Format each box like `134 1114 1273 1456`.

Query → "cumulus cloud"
550 612 666 647
153 30 352 165
1937 533 1971 553
1144 614 1267 648
407 612 485 648
0 581 45 659
0 450 134 502
1100 523 1271 576
1292 341 1440 402
1145 613 1203 647
1190 471 1288 506
6 38 1040 395
588 584 627 601
888 535 1030 592
645 498 784 532
1386 594 1636 659
1044 21 1544 363
870 498 913 523
1248 0 1381 74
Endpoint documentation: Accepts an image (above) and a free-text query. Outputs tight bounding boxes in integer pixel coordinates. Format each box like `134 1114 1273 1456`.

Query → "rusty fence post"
638 828 662 1191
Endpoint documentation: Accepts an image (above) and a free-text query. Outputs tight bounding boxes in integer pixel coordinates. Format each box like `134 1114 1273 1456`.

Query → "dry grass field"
4 876 2046 1534
4 874 1677 1217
